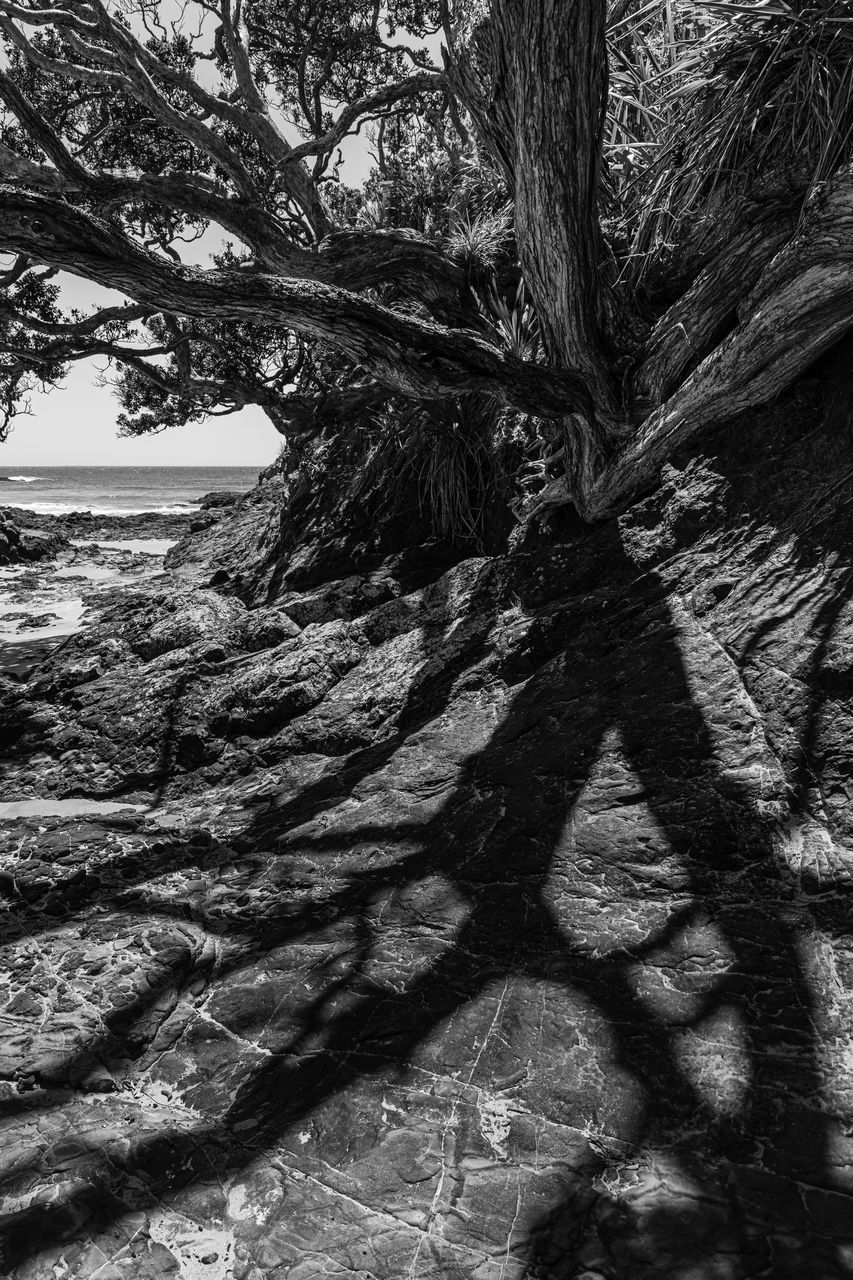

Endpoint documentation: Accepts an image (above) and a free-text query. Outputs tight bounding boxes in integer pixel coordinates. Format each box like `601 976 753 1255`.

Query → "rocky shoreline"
0 485 238 544
2 407 853 1277
0 492 246 684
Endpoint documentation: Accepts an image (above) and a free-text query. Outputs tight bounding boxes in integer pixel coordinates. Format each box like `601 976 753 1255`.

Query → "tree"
0 0 851 523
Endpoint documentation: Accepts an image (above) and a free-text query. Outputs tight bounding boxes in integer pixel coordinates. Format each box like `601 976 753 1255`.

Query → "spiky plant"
627 0 853 272
343 393 528 549
415 401 493 544
476 279 542 362
605 0 705 197
446 205 514 277
356 194 388 229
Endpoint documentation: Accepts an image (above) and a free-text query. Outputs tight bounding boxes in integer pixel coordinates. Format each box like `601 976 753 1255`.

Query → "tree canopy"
0 0 851 529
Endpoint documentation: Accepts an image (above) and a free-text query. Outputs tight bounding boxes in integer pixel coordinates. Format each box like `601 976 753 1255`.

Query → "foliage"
114 247 305 437
605 0 706 197
476 279 541 362
359 113 509 240
286 390 536 550
608 0 853 274
446 205 513 277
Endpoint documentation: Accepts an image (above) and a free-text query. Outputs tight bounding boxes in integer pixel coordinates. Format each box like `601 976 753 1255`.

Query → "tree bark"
451 0 614 415
0 139 471 316
495 1 610 393
635 215 796 407
584 165 853 519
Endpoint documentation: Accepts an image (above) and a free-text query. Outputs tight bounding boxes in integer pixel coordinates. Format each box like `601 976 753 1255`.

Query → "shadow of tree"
2 467 853 1276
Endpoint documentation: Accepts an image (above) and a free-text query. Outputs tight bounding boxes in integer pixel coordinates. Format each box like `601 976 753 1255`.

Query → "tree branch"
635 211 796 406
83 0 329 234
0 146 468 317
0 13 129 92
288 71 445 161
0 251 31 288
0 186 593 420
0 4 97 36
0 66 99 190
0 298 152 337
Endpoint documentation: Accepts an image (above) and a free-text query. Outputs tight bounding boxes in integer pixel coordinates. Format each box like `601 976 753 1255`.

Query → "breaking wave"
7 502 200 516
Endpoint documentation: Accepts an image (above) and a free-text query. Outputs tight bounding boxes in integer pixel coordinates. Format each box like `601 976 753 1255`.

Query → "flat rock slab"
2 406 853 1276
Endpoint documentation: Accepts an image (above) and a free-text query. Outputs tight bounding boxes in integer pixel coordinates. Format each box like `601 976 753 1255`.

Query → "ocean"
0 465 263 515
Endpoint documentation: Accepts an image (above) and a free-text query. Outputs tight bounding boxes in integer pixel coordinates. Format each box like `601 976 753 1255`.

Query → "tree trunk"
450 0 615 419
493 1 612 402
634 215 796 408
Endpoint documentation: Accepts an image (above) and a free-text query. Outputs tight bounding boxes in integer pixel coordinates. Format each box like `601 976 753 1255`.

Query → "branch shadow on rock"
3 422 853 1275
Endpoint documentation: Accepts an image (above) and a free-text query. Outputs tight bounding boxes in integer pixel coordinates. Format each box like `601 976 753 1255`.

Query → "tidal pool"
0 798 146 819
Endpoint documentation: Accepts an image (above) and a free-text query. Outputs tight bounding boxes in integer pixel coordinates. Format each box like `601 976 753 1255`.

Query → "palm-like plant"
623 0 853 272
606 0 706 196
476 279 542 363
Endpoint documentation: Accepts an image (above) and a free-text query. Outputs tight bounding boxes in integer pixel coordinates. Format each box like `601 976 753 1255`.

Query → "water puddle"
0 600 85 642
54 565 122 582
0 798 146 819
70 539 176 556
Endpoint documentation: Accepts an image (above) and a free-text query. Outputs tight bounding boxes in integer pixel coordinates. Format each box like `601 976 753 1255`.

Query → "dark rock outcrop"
198 489 246 509
0 517 68 566
0 506 197 542
2 384 853 1277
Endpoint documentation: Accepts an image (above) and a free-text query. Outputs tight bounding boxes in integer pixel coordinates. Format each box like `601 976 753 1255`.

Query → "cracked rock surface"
2 395 853 1277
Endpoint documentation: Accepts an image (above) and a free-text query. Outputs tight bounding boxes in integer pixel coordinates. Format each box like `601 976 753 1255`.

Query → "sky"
0 262 288 466
0 263 288 466
0 367 283 467
0 121 391 468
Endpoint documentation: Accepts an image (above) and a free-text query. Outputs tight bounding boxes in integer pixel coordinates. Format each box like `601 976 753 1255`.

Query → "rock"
15 613 60 632
166 477 287 598
2 386 853 1276
0 519 21 565
197 490 245 509
0 505 191 542
0 517 67 566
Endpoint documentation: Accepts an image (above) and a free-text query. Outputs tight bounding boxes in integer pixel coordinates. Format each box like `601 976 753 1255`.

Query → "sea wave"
6 501 200 516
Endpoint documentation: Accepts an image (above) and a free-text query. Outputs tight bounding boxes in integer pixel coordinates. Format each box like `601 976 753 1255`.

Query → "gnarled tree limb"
0 186 593 419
